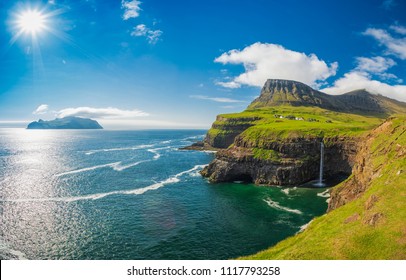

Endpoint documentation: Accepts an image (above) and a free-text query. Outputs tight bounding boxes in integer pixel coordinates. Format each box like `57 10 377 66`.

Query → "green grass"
207 106 383 147
240 116 406 259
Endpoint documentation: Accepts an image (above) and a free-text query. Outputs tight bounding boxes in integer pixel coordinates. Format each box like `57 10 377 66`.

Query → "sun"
17 10 46 35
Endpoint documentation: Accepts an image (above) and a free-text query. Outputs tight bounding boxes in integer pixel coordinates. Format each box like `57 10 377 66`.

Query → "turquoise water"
0 129 329 260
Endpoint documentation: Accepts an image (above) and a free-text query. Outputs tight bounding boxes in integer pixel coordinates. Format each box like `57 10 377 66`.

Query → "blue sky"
0 0 405 129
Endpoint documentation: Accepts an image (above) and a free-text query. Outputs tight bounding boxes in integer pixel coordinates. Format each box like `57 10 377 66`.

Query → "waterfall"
317 142 324 186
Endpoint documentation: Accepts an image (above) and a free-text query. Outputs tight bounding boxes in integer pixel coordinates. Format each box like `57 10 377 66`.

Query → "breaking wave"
84 144 155 155
281 188 290 195
263 198 303 214
56 147 174 176
55 162 122 177
317 189 330 198
2 165 208 203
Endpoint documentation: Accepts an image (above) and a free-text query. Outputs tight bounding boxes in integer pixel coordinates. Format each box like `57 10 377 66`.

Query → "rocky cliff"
328 117 405 211
242 116 406 259
200 79 406 186
201 135 358 185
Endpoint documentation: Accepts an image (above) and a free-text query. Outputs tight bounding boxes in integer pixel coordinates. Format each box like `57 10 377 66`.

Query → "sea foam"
55 162 121 177
263 198 303 214
317 189 330 198
84 144 155 155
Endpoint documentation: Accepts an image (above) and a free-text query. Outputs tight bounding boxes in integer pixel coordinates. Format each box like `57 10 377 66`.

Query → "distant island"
27 116 103 129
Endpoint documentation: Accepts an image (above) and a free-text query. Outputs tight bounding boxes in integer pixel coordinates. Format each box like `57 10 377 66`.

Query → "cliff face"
242 117 406 259
201 79 406 186
327 118 403 211
201 135 358 185
205 115 261 148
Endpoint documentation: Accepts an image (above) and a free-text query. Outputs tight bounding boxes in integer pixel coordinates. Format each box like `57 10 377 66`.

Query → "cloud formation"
322 54 406 101
214 42 338 88
355 56 396 74
190 95 245 103
322 71 406 101
33 104 49 115
131 24 162 44
323 25 406 101
57 107 149 119
121 0 142 20
363 25 406 59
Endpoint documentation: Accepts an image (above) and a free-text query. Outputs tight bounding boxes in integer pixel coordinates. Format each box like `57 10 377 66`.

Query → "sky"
0 0 405 129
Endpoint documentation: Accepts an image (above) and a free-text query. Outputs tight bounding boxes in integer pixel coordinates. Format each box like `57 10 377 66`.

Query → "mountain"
249 79 406 115
27 117 103 129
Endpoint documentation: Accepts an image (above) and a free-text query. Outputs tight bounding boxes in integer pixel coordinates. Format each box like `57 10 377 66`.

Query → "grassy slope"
208 106 383 147
241 117 406 259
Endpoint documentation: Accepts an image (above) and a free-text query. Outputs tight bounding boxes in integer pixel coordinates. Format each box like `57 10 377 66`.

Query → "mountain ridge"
248 79 406 115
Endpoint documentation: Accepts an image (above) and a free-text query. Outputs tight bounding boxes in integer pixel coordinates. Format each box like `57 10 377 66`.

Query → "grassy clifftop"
241 116 406 259
207 106 384 149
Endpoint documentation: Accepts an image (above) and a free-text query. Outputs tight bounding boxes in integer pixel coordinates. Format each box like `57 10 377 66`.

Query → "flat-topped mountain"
249 79 406 115
27 116 103 129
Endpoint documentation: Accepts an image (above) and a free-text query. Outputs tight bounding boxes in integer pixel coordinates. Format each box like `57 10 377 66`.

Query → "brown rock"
364 212 384 226
365 195 379 210
344 213 359 224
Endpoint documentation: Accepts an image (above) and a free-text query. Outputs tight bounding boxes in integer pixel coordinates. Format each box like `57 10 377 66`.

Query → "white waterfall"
317 142 324 186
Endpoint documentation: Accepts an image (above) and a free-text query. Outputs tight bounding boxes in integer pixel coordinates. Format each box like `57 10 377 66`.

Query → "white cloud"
190 95 245 103
355 56 396 73
131 24 162 44
390 24 406 35
363 27 406 59
33 104 49 115
215 81 241 89
131 24 147 36
121 0 142 20
214 42 338 89
323 51 405 101
57 107 149 119
322 71 406 102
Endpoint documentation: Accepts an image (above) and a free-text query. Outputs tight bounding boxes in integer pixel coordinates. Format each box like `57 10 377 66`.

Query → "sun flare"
17 10 46 34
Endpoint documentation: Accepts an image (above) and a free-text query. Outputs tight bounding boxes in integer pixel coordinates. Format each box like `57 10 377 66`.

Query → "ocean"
0 129 329 260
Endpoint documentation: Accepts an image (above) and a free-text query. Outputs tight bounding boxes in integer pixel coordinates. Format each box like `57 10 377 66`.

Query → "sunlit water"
0 129 330 260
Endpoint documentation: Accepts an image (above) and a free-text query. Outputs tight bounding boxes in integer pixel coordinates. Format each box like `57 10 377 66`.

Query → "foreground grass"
240 117 406 259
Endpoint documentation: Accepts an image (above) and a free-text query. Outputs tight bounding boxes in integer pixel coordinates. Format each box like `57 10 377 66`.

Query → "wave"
147 146 172 160
112 160 151 171
317 189 330 198
84 144 155 155
56 146 174 176
183 134 206 140
281 188 290 195
55 162 121 177
263 198 303 214
2 165 208 203
298 220 312 233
